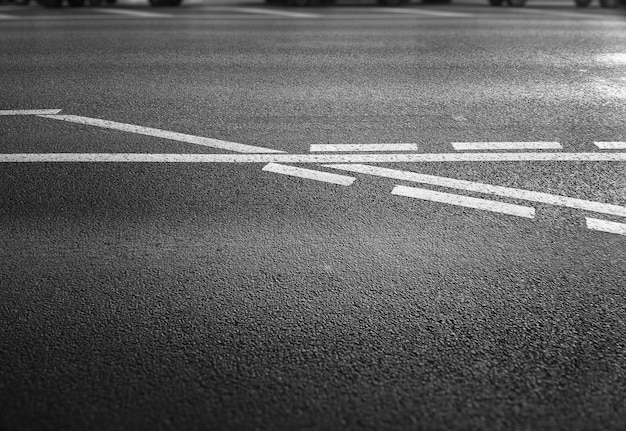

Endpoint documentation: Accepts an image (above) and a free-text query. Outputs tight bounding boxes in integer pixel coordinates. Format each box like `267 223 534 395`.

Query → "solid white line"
586 218 626 236
0 109 62 115
37 115 282 154
373 8 472 18
392 185 535 219
262 163 354 186
325 164 626 218
507 8 591 19
202 7 320 18
452 142 562 151
3 152 626 164
595 142 626 150
92 8 172 18
310 144 419 152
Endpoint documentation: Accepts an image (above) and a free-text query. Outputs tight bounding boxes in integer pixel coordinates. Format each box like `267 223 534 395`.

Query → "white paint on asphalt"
595 142 626 150
310 144 419 152
595 53 626 65
37 115 283 154
392 185 536 219
0 109 62 115
0 14 18 20
202 7 320 18
452 142 562 151
325 164 626 218
92 9 173 18
262 163 355 186
507 8 591 19
586 218 626 236
5 152 626 164
4 152 626 164
374 8 472 18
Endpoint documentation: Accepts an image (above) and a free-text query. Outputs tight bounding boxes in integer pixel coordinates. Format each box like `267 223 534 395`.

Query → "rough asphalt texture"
1 1 625 429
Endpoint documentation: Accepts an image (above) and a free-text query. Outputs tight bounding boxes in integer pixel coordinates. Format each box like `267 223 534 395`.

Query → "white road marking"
202 7 320 18
262 163 355 186
37 115 282 154
0 14 19 20
0 109 62 115
452 142 562 151
595 142 626 150
92 8 172 18
325 164 626 218
310 144 419 152
507 8 591 19
392 185 535 219
586 218 626 236
4 152 626 164
373 8 472 18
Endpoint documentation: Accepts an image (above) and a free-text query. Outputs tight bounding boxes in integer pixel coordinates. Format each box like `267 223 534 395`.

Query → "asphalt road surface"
1 0 625 429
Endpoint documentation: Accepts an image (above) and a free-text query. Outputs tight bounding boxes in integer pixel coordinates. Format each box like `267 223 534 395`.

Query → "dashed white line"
0 14 19 20
452 142 562 151
0 109 62 115
595 142 626 150
4 152 626 164
310 144 419 152
325 164 626 218
373 8 472 18
262 163 355 186
392 185 536 219
201 6 320 18
92 8 172 18
586 217 626 236
37 115 282 154
506 8 591 19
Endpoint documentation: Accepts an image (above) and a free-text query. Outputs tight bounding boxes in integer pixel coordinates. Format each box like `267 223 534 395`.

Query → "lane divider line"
201 6 320 18
372 8 473 18
452 142 562 151
325 164 626 218
37 115 283 154
595 142 626 150
310 144 419 152
586 217 626 236
505 8 592 19
3 152 626 164
392 185 535 219
1 109 62 115
0 14 19 20
92 8 173 18
262 163 355 186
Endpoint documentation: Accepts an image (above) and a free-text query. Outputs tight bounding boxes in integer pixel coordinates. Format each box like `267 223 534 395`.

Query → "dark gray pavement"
1 3 625 430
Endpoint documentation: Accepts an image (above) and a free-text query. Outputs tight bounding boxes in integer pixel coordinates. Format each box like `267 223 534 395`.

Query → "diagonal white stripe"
393 185 535 218
262 163 354 186
325 164 626 218
586 218 626 236
92 8 172 18
372 8 472 18
0 109 62 115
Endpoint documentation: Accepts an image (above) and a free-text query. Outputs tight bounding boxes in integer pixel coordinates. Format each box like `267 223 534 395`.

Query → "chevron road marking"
262 163 355 186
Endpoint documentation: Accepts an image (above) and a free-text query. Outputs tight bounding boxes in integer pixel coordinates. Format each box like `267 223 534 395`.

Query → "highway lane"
1 5 625 430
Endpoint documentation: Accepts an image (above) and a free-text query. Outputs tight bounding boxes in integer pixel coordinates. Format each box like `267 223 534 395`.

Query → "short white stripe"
375 8 472 18
595 142 626 150
586 218 626 236
310 144 419 152
262 163 355 186
92 9 172 18
325 164 626 218
507 8 590 19
392 185 535 219
0 14 19 20
203 7 320 18
452 142 562 151
3 152 626 164
0 109 62 115
37 115 282 154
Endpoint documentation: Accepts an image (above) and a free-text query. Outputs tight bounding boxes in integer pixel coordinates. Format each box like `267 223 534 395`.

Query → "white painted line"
507 8 591 19
595 142 626 150
92 8 172 18
310 144 419 152
373 8 472 18
586 218 626 236
0 109 62 115
202 7 320 18
262 163 355 186
452 142 562 151
325 164 626 218
392 185 535 219
4 152 626 165
37 115 282 154
0 14 19 20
